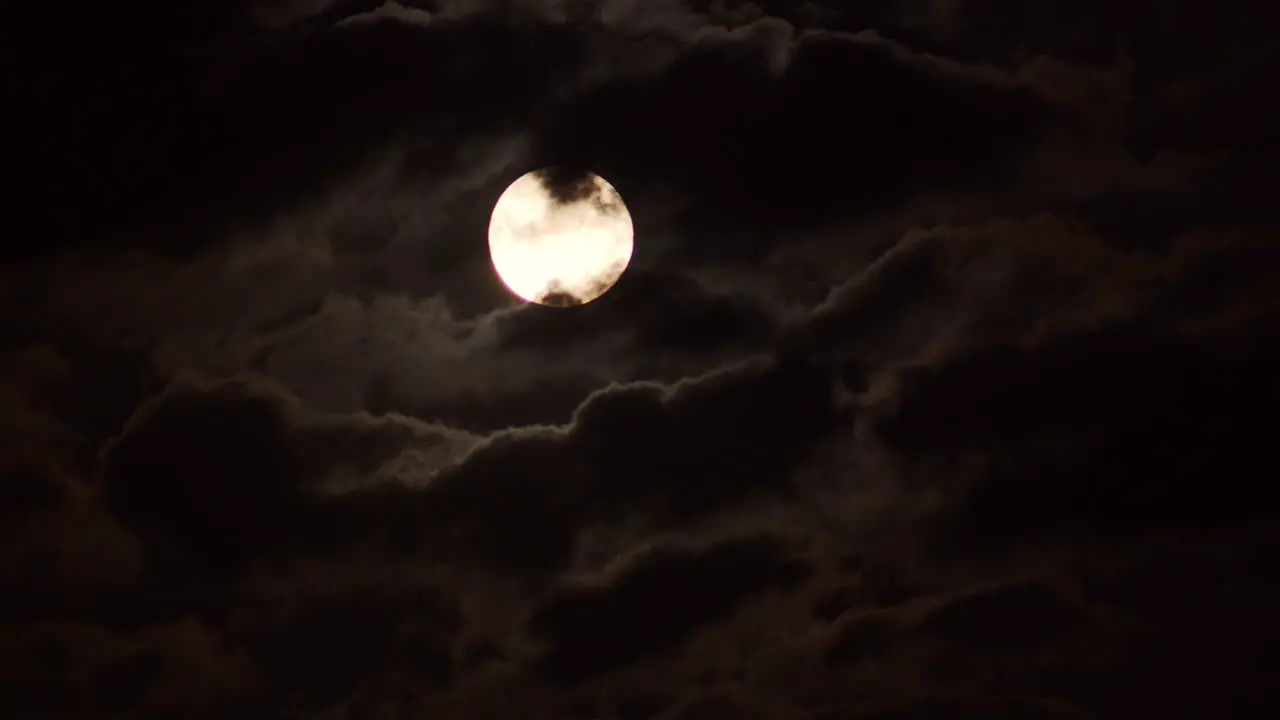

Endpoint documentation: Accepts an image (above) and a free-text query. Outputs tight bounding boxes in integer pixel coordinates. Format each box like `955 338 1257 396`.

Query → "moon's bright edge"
487 170 634 307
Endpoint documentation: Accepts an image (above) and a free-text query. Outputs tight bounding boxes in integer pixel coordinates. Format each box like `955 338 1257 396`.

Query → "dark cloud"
368 367 605 432
411 353 845 577
98 378 468 577
491 269 779 362
916 581 1083 653
622 273 780 354
537 284 590 307
819 580 1088 675
236 586 458 711
530 25 1047 255
823 613 900 666
6 9 584 262
1068 540 1280 717
0 462 65 523
877 321 1280 553
532 165 609 206
656 684 792 719
0 619 257 718
811 564 919 622
99 380 322 576
812 694 1088 720
529 534 811 682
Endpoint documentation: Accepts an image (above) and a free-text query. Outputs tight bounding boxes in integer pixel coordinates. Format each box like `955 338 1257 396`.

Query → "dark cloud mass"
532 166 608 207
530 535 811 683
3 1 1279 717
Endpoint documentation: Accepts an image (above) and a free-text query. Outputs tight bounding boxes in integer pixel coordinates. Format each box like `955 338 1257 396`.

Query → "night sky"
3 1 1279 718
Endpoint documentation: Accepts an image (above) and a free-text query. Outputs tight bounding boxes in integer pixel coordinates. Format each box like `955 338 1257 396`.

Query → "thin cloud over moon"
487 168 634 306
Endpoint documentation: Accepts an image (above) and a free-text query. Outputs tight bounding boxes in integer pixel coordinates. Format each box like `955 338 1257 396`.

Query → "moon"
487 168 634 306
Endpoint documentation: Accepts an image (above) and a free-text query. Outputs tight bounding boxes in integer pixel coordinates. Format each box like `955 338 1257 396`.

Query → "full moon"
487 168 634 306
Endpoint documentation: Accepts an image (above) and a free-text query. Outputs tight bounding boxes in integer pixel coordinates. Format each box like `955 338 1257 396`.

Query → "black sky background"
2 1 1278 718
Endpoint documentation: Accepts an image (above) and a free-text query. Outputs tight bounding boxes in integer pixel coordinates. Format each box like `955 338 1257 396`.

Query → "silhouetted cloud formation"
530 535 811 682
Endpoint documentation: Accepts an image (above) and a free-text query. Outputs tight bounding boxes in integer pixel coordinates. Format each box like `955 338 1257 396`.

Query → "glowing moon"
487 169 634 306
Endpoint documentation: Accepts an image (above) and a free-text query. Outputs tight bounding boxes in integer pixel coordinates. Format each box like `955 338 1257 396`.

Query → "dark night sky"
2 1 1278 718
